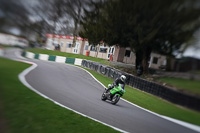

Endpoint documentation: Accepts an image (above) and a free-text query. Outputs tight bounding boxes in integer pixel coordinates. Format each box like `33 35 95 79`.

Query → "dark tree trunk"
73 6 81 47
142 47 152 74
135 49 143 76
166 56 176 71
135 49 143 70
72 20 78 47
135 47 152 75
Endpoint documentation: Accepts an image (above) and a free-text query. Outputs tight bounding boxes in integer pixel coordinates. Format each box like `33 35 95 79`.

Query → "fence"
81 60 200 111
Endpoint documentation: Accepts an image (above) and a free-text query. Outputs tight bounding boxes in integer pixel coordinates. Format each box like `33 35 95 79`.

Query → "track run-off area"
3 48 200 133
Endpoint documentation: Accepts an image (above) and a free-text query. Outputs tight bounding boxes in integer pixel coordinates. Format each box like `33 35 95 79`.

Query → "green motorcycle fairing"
110 84 125 96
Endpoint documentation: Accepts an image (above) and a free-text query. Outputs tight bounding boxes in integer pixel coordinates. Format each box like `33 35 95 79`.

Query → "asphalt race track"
3 48 199 133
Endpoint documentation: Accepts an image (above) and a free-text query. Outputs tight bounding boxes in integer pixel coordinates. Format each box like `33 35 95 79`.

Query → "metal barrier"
81 59 200 111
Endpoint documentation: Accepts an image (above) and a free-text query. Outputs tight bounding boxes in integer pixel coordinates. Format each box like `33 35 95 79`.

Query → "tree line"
79 0 200 73
0 0 88 43
0 0 200 74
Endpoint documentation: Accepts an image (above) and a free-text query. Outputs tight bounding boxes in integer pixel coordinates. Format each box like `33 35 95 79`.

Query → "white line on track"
17 60 128 133
14 50 200 133
76 66 200 133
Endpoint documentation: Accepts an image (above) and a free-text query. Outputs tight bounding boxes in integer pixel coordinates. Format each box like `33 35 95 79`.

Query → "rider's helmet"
120 75 126 82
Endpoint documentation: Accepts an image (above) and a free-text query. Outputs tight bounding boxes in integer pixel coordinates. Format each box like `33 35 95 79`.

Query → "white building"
46 33 167 69
0 33 28 47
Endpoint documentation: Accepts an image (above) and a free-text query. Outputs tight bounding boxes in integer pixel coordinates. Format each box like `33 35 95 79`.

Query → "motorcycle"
101 84 125 105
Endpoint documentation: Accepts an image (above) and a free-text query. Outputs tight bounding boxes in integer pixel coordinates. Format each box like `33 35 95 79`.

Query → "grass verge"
0 57 119 133
25 48 200 126
82 67 200 126
196 71 200 75
157 77 200 95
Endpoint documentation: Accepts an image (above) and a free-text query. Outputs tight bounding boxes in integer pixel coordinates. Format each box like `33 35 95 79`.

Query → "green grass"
0 44 12 48
0 57 119 133
83 68 200 126
27 48 110 65
0 44 24 49
158 77 200 95
196 71 200 75
25 48 200 126
26 48 137 75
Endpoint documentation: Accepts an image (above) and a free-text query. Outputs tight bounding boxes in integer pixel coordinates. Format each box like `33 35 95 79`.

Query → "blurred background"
0 0 200 78
1 1 200 132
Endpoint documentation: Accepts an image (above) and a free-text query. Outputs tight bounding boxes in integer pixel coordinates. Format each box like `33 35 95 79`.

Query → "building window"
99 46 107 53
68 44 72 48
53 40 58 46
85 45 88 50
108 47 115 54
74 43 80 49
67 42 72 48
108 54 111 59
111 48 114 53
125 50 131 57
61 42 63 47
153 57 158 64
90 45 96 51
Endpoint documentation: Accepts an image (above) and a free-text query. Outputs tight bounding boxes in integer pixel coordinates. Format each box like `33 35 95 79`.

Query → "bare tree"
0 0 91 45
62 0 89 46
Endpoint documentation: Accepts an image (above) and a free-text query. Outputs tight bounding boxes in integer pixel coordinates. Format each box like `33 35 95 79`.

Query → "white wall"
0 33 28 47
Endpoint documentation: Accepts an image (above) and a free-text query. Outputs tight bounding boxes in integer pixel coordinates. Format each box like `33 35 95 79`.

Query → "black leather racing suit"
107 78 125 92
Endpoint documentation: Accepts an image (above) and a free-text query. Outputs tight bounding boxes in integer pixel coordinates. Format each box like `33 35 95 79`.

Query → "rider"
107 75 126 92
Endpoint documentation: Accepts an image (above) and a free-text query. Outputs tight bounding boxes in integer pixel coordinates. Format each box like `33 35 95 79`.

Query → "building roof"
46 34 83 41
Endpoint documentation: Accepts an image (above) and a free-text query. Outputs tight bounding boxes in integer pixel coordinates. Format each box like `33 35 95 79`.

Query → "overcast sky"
183 42 200 59
182 29 200 59
4 0 200 59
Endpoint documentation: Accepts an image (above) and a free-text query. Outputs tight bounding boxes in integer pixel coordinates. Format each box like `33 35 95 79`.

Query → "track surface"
4 48 198 133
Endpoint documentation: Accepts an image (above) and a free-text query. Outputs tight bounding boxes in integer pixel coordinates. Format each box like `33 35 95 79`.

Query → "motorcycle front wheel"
101 91 107 101
111 94 120 105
